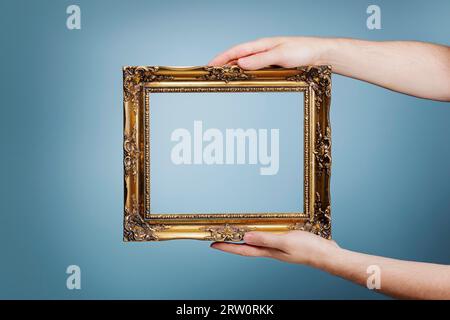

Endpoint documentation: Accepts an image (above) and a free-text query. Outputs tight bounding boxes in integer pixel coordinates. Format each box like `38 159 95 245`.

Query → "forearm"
315 246 450 299
319 38 450 101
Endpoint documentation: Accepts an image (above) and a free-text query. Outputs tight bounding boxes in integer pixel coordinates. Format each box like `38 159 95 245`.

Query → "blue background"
0 0 449 299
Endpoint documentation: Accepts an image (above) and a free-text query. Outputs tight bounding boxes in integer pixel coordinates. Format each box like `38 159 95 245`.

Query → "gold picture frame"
123 65 332 241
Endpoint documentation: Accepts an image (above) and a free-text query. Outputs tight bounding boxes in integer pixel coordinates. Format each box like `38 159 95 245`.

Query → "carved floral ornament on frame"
123 65 332 242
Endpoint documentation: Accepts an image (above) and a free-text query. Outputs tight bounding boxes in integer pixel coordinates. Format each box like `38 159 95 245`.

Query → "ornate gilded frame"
123 66 332 241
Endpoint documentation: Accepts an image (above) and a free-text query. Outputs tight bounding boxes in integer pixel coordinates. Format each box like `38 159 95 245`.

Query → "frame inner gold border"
144 85 311 221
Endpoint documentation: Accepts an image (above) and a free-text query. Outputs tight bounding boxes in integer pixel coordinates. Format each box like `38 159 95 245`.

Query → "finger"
208 38 279 66
211 242 275 258
243 231 287 250
237 46 285 70
226 59 239 66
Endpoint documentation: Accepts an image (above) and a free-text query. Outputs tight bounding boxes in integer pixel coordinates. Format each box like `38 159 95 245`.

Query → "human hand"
211 230 450 299
208 37 333 70
209 37 450 100
211 230 340 268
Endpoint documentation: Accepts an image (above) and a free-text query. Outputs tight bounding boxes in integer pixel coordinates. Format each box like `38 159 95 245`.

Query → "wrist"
309 239 343 270
315 37 343 67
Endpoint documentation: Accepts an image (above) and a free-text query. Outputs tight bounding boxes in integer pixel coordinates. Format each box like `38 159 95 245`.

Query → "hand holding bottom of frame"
211 230 340 268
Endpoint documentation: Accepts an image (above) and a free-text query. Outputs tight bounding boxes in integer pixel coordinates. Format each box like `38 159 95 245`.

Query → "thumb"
237 47 284 70
243 231 286 249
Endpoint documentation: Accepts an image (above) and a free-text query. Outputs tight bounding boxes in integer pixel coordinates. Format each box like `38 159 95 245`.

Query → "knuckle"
261 249 272 258
259 236 271 246
239 247 254 257
277 237 290 250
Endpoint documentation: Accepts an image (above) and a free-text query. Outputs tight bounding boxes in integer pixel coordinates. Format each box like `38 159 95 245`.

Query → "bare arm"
209 37 450 101
211 231 450 299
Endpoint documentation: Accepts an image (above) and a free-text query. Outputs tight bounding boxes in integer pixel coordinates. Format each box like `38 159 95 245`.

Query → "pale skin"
208 37 450 299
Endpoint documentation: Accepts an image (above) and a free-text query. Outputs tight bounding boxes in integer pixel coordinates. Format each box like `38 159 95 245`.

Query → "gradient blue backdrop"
0 0 449 299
